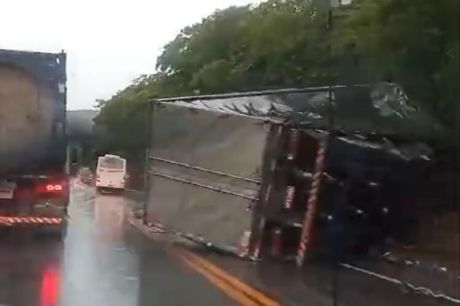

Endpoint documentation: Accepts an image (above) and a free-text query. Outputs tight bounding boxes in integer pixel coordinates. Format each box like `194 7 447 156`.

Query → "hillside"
67 109 99 138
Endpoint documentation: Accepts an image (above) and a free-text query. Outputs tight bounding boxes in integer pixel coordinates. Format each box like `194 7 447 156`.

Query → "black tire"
0 227 13 240
56 219 68 240
115 188 125 196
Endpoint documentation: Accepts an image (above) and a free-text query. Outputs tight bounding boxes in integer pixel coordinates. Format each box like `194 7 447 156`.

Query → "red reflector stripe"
0 216 62 224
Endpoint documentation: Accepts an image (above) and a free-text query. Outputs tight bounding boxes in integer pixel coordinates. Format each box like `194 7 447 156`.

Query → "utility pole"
143 100 153 225
327 3 343 306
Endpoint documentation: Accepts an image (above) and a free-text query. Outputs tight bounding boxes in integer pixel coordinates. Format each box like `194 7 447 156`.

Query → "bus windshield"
99 157 124 170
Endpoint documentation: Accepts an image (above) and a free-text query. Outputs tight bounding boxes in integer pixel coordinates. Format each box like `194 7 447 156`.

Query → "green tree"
338 0 459 130
92 75 154 180
156 1 333 92
93 0 459 172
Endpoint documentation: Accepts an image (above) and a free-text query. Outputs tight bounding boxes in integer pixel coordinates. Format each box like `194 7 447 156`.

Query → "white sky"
0 0 258 110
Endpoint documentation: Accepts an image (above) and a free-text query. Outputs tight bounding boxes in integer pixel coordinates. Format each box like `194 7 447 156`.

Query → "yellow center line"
129 214 284 306
178 248 284 306
176 252 262 306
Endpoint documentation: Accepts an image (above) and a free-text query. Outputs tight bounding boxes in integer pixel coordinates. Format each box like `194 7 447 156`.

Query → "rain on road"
0 182 241 306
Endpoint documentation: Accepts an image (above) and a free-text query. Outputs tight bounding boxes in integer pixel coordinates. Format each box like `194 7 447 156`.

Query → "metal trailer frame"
152 85 366 103
0 49 69 232
145 84 433 265
0 48 68 175
146 86 349 262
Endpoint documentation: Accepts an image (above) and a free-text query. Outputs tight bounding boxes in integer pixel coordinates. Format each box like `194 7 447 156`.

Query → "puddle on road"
0 184 140 306
60 188 140 306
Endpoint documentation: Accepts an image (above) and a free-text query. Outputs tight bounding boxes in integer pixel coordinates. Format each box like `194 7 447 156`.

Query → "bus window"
99 157 125 170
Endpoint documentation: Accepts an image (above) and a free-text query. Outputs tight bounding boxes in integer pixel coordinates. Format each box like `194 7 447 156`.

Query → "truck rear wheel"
55 219 68 240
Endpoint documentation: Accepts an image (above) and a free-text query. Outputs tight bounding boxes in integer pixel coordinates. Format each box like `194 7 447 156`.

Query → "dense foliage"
93 0 459 170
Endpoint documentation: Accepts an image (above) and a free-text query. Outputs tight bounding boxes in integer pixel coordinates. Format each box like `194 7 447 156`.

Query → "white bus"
96 154 127 192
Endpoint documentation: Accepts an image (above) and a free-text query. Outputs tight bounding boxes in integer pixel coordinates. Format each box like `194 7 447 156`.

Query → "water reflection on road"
61 189 139 306
0 182 239 306
0 185 139 306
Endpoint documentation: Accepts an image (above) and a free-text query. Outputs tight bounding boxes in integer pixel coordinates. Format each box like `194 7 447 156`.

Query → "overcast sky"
0 0 257 110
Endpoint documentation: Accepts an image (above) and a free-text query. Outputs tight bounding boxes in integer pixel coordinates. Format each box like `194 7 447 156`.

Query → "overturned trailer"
145 84 445 263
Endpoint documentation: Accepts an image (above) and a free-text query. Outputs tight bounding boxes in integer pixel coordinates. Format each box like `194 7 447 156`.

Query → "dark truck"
0 49 69 234
145 84 442 262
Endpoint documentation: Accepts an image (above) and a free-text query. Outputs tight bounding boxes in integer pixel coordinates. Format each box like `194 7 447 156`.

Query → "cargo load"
0 49 68 234
144 85 446 260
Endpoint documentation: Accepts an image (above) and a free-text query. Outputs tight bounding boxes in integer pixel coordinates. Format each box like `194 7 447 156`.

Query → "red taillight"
45 184 62 192
40 182 65 194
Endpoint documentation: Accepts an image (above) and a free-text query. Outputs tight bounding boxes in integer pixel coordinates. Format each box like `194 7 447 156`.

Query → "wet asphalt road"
0 182 240 306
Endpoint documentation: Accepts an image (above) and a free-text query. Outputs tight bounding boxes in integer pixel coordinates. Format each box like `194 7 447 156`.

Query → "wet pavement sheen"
0 183 239 306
